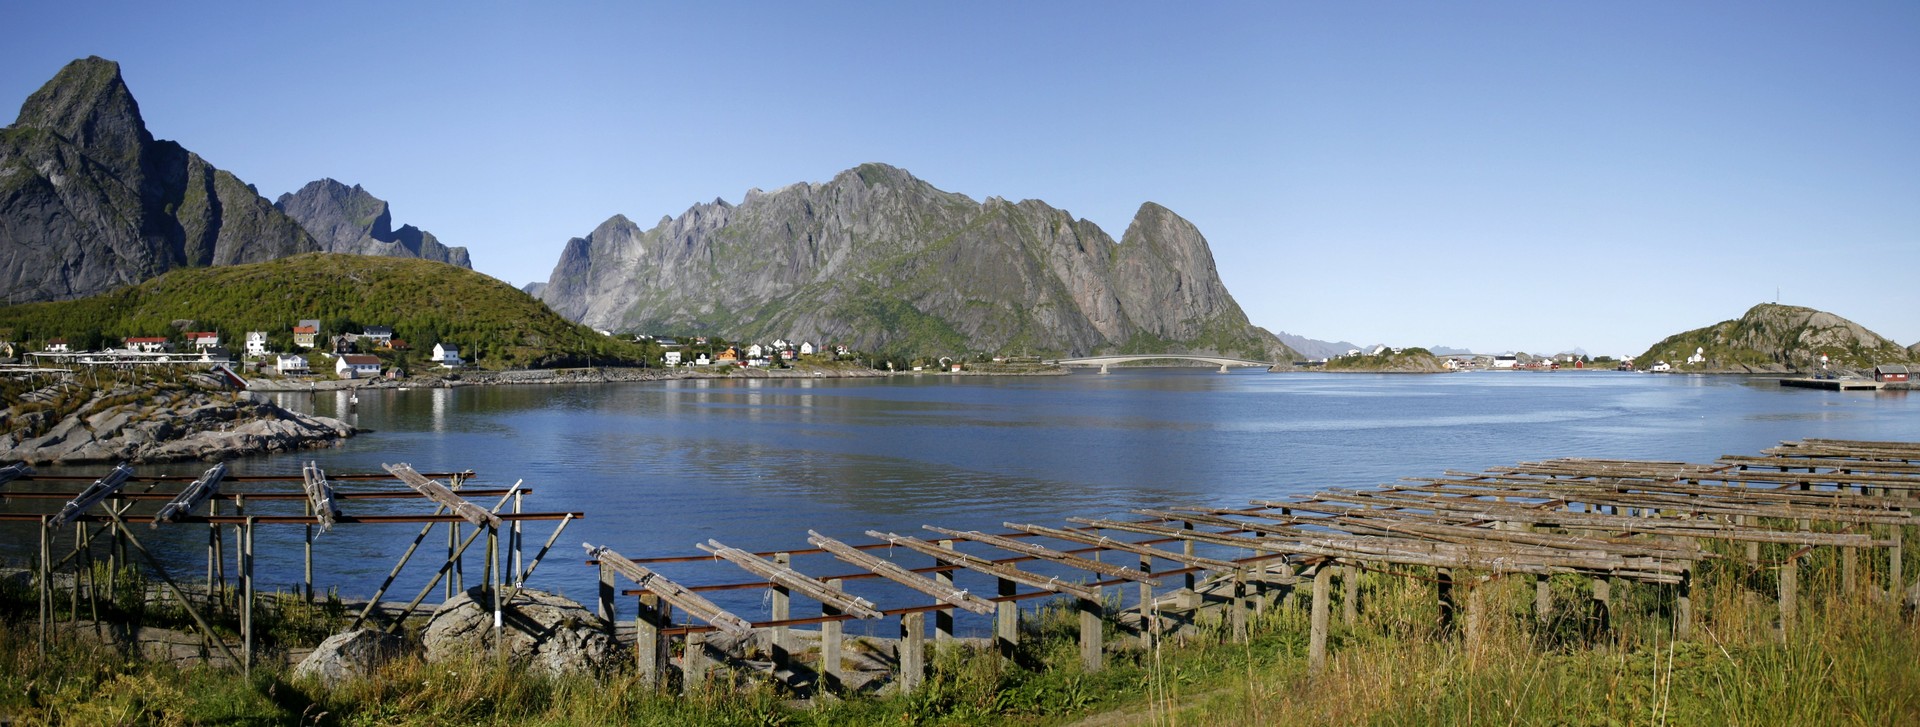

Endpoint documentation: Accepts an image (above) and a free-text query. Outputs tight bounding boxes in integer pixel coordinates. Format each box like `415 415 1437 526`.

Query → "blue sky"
4 2 1915 357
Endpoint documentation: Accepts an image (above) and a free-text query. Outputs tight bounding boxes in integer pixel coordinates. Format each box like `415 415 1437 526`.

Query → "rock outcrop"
1638 303 1916 373
0 57 321 303
293 629 415 687
275 179 471 268
422 587 617 676
0 381 355 465
537 163 1294 360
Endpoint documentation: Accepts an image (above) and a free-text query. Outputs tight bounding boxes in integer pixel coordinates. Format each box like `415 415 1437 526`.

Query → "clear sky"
4 1 1914 357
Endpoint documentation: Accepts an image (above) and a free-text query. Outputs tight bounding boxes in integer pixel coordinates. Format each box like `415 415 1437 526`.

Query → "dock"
1779 377 1883 390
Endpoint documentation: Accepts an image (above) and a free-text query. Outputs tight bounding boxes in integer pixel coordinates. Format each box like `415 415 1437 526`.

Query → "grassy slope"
0 253 648 369
1638 303 1913 371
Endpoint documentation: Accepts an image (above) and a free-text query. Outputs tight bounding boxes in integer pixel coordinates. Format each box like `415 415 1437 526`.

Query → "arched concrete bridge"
1050 354 1280 374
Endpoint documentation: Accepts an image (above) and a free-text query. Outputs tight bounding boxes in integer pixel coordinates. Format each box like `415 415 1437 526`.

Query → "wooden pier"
585 437 1920 695
1779 377 1883 390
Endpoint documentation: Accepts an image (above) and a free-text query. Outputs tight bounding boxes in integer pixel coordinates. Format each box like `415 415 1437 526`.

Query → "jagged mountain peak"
11 56 152 163
275 179 471 268
537 163 1293 360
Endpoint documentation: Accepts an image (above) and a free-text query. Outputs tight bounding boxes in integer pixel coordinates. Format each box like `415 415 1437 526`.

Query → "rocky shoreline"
0 381 355 465
243 362 1066 392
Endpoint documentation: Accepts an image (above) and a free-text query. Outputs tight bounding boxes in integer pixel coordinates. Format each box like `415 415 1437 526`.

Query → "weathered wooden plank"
582 543 751 635
1066 516 1291 555
1003 522 1241 571
386 463 500 528
923 525 1158 584
301 461 340 532
0 463 31 488
865 530 1096 601
806 530 996 615
697 539 883 619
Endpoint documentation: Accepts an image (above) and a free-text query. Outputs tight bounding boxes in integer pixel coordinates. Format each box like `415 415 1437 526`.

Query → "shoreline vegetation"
2 521 1914 726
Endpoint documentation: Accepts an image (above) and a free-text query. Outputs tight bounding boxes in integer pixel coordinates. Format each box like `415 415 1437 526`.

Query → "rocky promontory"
0 380 355 465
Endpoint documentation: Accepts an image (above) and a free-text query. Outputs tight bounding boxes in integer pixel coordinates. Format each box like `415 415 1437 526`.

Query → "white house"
276 353 310 375
1685 347 1706 365
746 343 764 358
186 332 220 350
431 343 463 368
664 351 682 366
335 354 381 379
799 341 815 356
1492 355 1519 370
245 331 269 356
46 338 70 353
1650 361 1673 373
124 337 171 353
772 338 790 350
362 326 394 348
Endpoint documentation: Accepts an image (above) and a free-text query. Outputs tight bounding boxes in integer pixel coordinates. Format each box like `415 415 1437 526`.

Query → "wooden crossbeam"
1067 516 1290 555
1278 494 1888 547
302 461 340 532
924 525 1159 584
1003 522 1241 571
865 530 1096 601
51 463 133 528
385 463 499 528
585 543 751 634
697 539 883 619
1390 481 1912 525
153 463 227 526
807 530 997 615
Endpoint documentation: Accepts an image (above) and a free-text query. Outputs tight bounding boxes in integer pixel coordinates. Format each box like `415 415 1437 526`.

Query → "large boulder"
422 587 617 676
293 629 413 687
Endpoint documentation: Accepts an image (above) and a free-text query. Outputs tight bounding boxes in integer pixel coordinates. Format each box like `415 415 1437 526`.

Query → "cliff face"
275 179 471 268
0 57 320 302
538 163 1292 359
1638 303 1915 372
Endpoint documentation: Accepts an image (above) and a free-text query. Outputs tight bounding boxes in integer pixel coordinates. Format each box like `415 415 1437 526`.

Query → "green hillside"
1637 303 1913 372
1324 347 1447 372
0 254 650 369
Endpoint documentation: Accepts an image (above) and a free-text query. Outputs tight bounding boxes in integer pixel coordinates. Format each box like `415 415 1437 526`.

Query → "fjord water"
15 371 1920 628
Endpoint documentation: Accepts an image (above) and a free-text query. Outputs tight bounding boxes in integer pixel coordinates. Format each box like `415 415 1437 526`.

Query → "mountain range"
0 57 466 304
535 163 1294 360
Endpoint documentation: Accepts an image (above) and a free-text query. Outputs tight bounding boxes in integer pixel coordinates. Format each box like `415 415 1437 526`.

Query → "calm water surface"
12 370 1919 629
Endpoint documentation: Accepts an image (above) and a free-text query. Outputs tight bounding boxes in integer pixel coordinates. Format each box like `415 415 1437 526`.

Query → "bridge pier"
1099 364 1110 375
1218 364 1228 374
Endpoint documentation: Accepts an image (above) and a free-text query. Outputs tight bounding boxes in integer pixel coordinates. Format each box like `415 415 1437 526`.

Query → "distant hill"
1276 331 1362 360
0 254 647 369
537 163 1296 361
275 179 471 268
1324 347 1446 373
1637 303 1914 373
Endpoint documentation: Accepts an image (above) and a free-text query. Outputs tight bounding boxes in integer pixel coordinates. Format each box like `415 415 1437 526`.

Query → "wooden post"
683 632 709 695
995 577 1019 660
1778 558 1797 639
935 540 956 645
597 561 615 629
242 516 255 675
1535 574 1552 622
899 611 927 692
446 520 459 600
1182 521 1197 593
1890 529 1903 599
207 497 222 611
1436 567 1455 636
1675 566 1693 640
1308 564 1332 674
512 490 524 585
1079 588 1104 672
1843 545 1858 595
822 578 845 695
1138 553 1155 648
771 552 791 672
303 499 315 604
38 515 49 652
1590 576 1611 641
1463 579 1485 657
635 593 667 688
1231 572 1249 643
1341 563 1360 626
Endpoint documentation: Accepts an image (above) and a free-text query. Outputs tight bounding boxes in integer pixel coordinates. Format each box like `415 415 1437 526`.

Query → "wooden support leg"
242 516 255 676
1779 559 1797 640
1535 574 1552 622
1308 564 1332 674
1138 554 1155 648
1341 564 1360 626
1463 579 1485 657
1843 545 1858 595
935 540 956 646
822 578 845 696
635 593 666 689
771 552 791 673
682 632 709 695
1436 568 1456 636
1079 590 1104 672
597 561 615 629
38 516 49 652
303 501 314 604
1675 567 1693 640
899 611 926 692
1231 573 1248 644
995 577 1019 660
1590 576 1611 642
1890 532 1904 599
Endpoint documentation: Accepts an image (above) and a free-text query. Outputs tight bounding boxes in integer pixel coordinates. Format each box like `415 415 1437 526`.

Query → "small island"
0 371 354 465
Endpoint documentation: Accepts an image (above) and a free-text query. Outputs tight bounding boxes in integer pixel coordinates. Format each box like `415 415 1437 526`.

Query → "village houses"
186 332 220 350
431 342 463 368
245 331 269 357
275 353 309 375
124 336 170 353
335 354 381 379
45 338 70 353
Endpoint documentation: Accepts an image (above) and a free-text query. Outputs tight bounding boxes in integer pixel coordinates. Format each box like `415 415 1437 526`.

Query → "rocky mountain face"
275 179 470 268
1638 303 1914 373
0 57 320 303
538 163 1292 360
1277 331 1362 360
